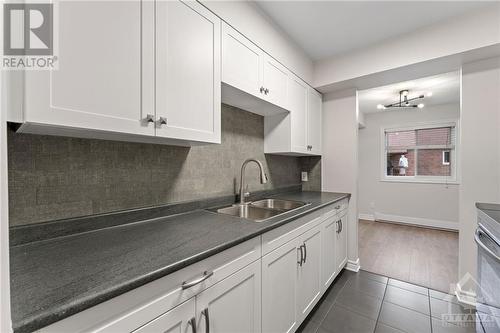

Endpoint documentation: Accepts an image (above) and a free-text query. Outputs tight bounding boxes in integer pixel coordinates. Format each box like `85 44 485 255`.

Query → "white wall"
358 104 460 230
458 57 500 292
314 4 500 91
202 0 314 84
322 89 359 268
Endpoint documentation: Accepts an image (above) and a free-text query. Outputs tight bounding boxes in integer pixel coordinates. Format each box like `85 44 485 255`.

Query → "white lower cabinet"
321 215 337 291
262 238 300 333
196 260 261 333
336 213 348 273
296 225 322 322
134 298 196 333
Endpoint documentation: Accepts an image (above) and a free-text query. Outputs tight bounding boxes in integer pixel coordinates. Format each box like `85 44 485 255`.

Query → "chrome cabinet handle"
336 220 341 234
297 246 303 266
157 117 167 126
182 271 213 289
302 243 307 264
340 220 343 233
264 88 269 95
187 317 197 333
144 114 154 123
260 86 265 94
335 205 341 210
201 308 210 333
475 228 500 262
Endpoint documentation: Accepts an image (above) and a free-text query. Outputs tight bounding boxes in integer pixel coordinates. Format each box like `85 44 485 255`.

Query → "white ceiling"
254 1 493 61
358 71 460 114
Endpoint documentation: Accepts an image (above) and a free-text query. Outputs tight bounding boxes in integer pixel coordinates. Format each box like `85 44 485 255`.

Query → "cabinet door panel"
262 55 288 109
262 240 300 333
196 260 261 333
222 24 262 97
288 76 308 153
156 0 221 143
133 298 195 333
297 225 322 322
321 216 337 290
24 0 153 136
307 88 322 155
336 214 348 272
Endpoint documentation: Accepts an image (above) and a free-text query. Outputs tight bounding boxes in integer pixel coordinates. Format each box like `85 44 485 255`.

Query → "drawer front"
39 237 261 333
262 202 346 256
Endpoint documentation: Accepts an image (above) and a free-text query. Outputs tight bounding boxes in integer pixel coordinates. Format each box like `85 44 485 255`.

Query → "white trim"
358 213 375 221
381 177 460 185
365 212 459 231
345 258 361 272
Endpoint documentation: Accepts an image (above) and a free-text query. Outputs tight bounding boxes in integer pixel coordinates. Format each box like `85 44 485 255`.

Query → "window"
382 122 457 183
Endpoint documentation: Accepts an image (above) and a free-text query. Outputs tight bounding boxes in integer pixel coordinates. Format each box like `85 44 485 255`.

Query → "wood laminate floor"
359 219 458 293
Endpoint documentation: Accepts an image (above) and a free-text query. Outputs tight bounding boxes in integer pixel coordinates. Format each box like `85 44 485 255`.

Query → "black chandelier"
380 90 425 109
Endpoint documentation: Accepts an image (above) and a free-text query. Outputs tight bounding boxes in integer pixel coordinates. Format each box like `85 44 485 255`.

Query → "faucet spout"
239 159 268 205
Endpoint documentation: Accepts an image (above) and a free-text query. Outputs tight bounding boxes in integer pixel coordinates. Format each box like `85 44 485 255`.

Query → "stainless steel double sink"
210 199 310 222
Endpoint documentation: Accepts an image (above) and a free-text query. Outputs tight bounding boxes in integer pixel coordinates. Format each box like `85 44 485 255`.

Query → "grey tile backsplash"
8 104 321 226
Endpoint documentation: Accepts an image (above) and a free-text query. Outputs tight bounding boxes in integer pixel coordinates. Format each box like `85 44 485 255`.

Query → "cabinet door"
307 88 322 155
196 260 261 333
156 0 221 143
336 214 348 272
262 239 300 333
24 0 154 136
222 23 263 98
288 75 308 154
262 55 288 109
297 225 322 322
321 215 337 291
133 298 195 333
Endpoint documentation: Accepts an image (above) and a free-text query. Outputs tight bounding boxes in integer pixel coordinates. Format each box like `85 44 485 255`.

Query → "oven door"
475 227 500 332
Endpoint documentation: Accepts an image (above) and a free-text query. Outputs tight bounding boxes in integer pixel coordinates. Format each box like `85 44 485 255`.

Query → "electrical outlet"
301 171 308 182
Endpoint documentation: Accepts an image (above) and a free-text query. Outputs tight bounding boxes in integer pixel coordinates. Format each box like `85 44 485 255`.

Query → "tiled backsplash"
8 104 321 226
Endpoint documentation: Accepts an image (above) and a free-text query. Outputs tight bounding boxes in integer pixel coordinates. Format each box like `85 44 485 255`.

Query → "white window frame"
380 120 460 184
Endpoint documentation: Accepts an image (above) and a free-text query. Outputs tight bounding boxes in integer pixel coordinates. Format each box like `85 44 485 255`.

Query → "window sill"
381 177 460 185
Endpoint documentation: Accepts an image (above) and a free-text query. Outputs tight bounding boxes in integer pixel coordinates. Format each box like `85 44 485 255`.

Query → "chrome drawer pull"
187 317 197 333
182 271 214 289
475 228 500 262
202 308 210 333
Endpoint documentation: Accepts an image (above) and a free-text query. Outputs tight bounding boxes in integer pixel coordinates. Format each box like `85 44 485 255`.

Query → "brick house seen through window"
384 123 456 181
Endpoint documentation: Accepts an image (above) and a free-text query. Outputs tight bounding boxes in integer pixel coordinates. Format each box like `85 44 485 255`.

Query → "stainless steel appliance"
475 203 500 333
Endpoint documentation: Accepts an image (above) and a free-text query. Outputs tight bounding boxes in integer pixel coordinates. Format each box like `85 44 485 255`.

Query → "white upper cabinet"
22 0 154 137
222 24 263 98
156 0 221 144
307 87 322 155
289 75 309 154
261 55 289 109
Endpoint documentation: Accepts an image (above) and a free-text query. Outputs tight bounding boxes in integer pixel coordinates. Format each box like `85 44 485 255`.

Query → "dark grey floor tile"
429 289 459 304
322 278 349 305
320 304 377 333
345 274 387 299
359 270 389 284
388 279 429 296
335 287 382 320
379 301 431 333
297 317 321 333
430 297 476 320
431 318 477 333
309 298 335 324
384 285 430 315
374 323 406 333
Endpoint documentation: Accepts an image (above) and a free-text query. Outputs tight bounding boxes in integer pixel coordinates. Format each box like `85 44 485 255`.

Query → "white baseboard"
358 212 458 231
346 258 360 272
358 213 374 221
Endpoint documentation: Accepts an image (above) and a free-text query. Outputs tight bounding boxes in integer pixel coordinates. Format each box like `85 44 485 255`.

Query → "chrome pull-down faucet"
239 159 268 205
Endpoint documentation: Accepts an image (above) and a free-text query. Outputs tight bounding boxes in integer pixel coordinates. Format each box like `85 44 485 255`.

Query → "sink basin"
211 199 310 222
250 198 308 211
215 204 282 222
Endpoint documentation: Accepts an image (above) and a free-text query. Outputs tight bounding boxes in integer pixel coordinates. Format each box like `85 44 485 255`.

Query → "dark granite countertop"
10 191 349 333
